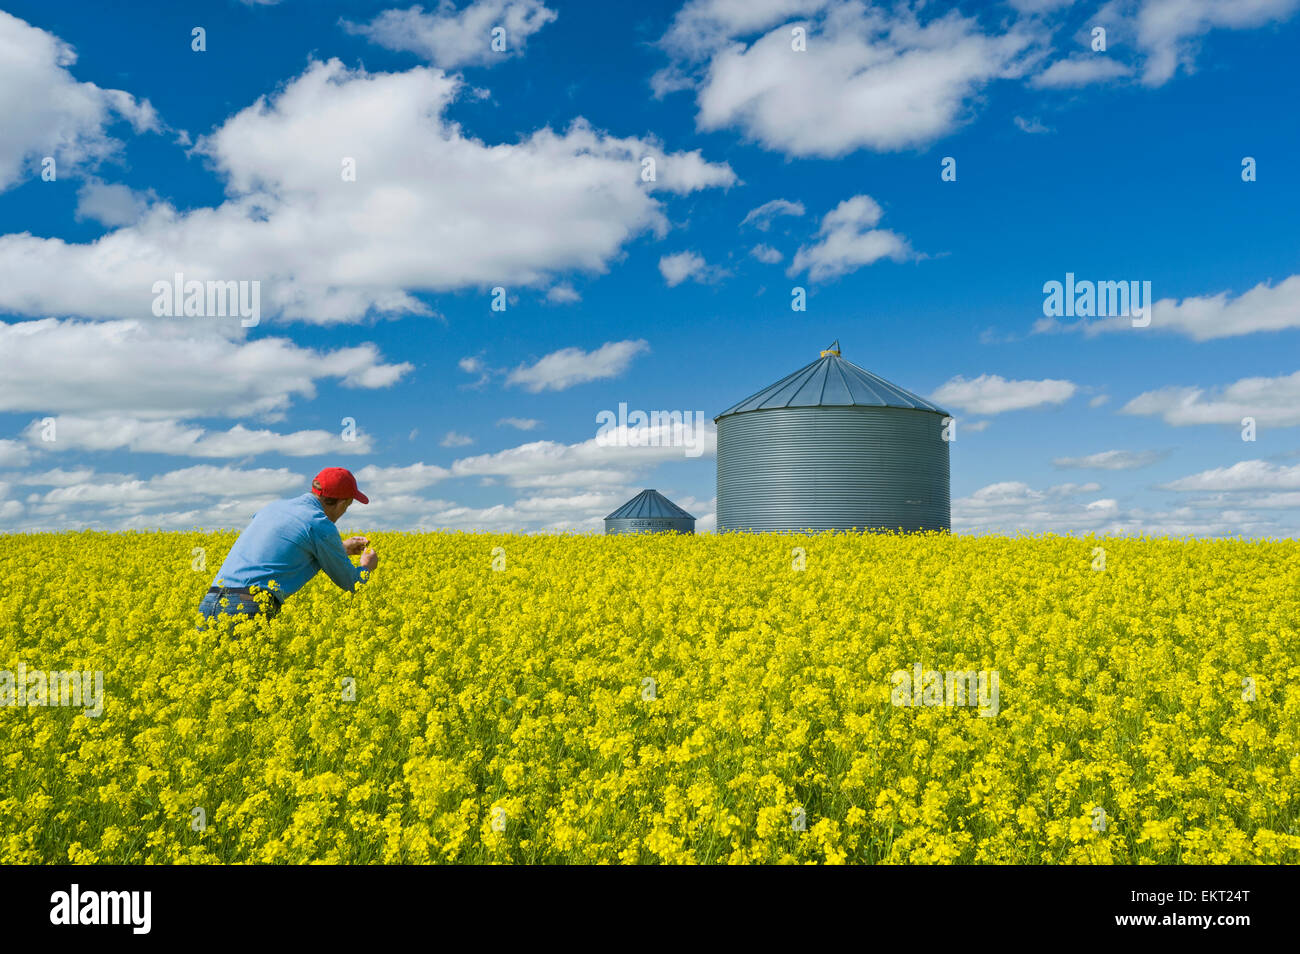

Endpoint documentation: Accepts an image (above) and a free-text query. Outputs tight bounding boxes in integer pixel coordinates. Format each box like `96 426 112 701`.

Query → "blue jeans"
198 588 281 630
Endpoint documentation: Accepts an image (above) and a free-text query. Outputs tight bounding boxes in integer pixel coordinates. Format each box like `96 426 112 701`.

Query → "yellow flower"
0 529 1294 864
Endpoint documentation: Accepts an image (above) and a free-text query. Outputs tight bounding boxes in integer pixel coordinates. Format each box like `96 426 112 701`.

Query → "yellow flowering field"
1 530 1297 864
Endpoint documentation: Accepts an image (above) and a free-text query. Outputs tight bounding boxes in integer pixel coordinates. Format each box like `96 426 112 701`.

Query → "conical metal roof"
714 340 949 420
605 489 695 521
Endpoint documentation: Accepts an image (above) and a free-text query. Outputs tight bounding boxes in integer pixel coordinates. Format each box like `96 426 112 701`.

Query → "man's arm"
311 520 367 592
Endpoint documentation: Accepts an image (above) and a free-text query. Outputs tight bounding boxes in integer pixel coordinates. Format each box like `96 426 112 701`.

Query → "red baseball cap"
311 467 369 504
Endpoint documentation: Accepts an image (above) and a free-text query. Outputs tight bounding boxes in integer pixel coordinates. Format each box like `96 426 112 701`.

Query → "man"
199 467 379 624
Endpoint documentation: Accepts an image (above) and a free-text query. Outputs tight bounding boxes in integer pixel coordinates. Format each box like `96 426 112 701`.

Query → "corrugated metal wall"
605 516 695 535
716 406 950 532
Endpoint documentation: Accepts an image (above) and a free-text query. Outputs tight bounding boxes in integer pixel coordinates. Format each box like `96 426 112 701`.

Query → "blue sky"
0 0 1297 535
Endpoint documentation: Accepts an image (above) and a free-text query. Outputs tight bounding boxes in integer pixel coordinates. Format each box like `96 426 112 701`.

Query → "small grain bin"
604 489 696 535
715 341 950 532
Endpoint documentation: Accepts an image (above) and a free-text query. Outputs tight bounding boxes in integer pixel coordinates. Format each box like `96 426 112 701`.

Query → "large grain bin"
715 341 950 532
605 489 696 535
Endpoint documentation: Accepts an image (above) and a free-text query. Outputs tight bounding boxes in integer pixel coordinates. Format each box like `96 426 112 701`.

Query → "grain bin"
605 489 696 535
715 341 950 532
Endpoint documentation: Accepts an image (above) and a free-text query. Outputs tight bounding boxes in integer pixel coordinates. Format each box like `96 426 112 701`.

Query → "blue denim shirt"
210 493 364 600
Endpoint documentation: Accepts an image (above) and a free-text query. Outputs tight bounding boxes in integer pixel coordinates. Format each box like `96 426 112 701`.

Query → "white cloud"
1013 115 1053 134
450 423 717 484
1007 0 1076 11
0 59 733 324
1066 1 1300 90
353 462 450 495
505 339 649 392
441 430 475 447
641 147 740 194
749 243 783 264
0 462 524 532
503 469 636 489
3 467 105 486
29 465 301 506
649 64 696 98
1150 459 1300 521
659 251 728 286
1159 460 1300 492
1127 0 1300 87
545 282 581 304
787 195 913 281
0 11 159 192
20 416 372 458
660 251 704 286
741 198 805 230
0 427 715 529
1182 491 1300 510
954 480 1109 533
497 417 541 430
458 355 493 388
952 478 1292 537
419 492 612 532
343 1 558 68
0 319 411 419
659 1 1041 156
657 0 1300 157
691 501 717 533
356 446 712 532
408 486 709 533
1029 54 1132 87
659 0 828 60
75 179 154 227
932 374 1076 415
0 439 31 468
1043 274 1300 341
1148 276 1300 340
1053 449 1166 470
1123 371 1300 427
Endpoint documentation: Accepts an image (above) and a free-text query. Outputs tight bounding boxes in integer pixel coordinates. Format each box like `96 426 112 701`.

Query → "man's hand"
360 547 378 573
343 535 370 556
